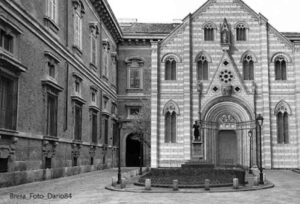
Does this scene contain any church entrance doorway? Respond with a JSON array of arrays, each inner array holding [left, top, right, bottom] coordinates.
[[126, 134, 143, 167], [217, 130, 237, 166]]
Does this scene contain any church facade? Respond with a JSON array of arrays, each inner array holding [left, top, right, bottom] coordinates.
[[149, 0, 300, 169]]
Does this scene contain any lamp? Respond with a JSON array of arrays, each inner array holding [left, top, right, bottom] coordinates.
[[256, 114, 264, 185], [248, 130, 253, 174]]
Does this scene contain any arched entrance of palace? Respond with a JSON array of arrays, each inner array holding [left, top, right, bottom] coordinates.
[[126, 133, 143, 167]]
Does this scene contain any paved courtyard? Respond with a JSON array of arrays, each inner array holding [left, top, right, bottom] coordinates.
[[0, 168, 299, 204]]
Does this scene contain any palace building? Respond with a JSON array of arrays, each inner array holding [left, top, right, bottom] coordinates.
[[0, 0, 300, 187]]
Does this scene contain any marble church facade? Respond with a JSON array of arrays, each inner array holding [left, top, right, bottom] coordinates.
[[150, 0, 300, 169]]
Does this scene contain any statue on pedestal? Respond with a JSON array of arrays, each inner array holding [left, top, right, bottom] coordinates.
[[193, 121, 200, 141]]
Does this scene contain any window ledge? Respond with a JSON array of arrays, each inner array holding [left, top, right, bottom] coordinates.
[[0, 129, 18, 136], [0, 50, 27, 73], [126, 88, 143, 92], [43, 135, 59, 142], [71, 95, 86, 104], [89, 105, 101, 112], [72, 45, 83, 57], [43, 16, 60, 34], [101, 110, 111, 116], [41, 79, 63, 92], [89, 63, 98, 71]]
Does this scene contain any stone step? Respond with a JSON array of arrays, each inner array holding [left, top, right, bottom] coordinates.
[[181, 160, 215, 169]]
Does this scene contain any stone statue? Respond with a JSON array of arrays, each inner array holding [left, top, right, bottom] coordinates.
[[193, 121, 200, 141]]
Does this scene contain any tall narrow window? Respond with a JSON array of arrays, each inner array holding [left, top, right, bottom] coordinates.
[[45, 157, 52, 169], [0, 158, 8, 172], [102, 40, 110, 79], [165, 112, 177, 143], [91, 110, 98, 143], [47, 93, 58, 137], [163, 101, 179, 144], [165, 58, 176, 80], [197, 56, 208, 80], [74, 102, 82, 141], [0, 29, 13, 53], [275, 56, 287, 80], [204, 24, 214, 41], [103, 116, 109, 145], [73, 1, 84, 50], [243, 55, 254, 80], [236, 24, 247, 41], [0, 74, 17, 130], [126, 57, 144, 89], [89, 23, 99, 68], [275, 101, 290, 144], [46, 0, 57, 22]]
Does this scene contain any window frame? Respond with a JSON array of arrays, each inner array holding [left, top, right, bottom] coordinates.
[[46, 0, 58, 23], [236, 24, 247, 41], [46, 91, 58, 137], [74, 101, 83, 141], [197, 56, 209, 81]]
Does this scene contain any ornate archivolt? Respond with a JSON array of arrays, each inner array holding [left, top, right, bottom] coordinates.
[[163, 100, 180, 115], [274, 100, 292, 115]]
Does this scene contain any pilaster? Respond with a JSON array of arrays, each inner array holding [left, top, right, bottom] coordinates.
[[150, 41, 159, 168], [295, 44, 300, 168]]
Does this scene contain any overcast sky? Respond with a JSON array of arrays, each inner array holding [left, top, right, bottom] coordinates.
[[107, 0, 300, 32]]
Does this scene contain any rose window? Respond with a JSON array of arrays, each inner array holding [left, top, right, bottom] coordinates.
[[219, 70, 233, 83]]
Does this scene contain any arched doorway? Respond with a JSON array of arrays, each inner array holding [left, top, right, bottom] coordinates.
[[126, 134, 143, 167], [217, 130, 238, 166]]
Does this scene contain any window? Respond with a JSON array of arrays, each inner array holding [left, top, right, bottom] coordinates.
[[48, 62, 55, 78], [111, 54, 117, 86], [45, 157, 52, 169], [277, 112, 289, 144], [73, 76, 82, 96], [103, 116, 109, 145], [275, 101, 291, 144], [73, 0, 84, 50], [275, 56, 287, 80], [73, 157, 78, 166], [204, 24, 214, 41], [197, 56, 208, 80], [46, 0, 57, 22], [128, 107, 140, 119], [163, 101, 179, 143], [102, 40, 110, 78], [91, 36, 97, 65], [126, 57, 144, 89], [0, 73, 17, 130], [89, 23, 99, 67], [236, 24, 247, 41], [165, 58, 176, 80], [0, 158, 8, 172], [111, 103, 117, 115], [103, 97, 108, 110], [0, 29, 14, 53], [129, 68, 141, 88], [91, 92, 96, 102], [243, 55, 254, 80], [90, 157, 94, 165], [74, 102, 82, 141], [47, 93, 58, 136], [91, 110, 98, 143], [165, 112, 176, 143]]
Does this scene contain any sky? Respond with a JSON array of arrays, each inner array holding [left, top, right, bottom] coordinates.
[[107, 0, 300, 32]]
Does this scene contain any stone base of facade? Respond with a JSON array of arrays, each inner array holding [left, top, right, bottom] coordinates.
[[0, 164, 108, 188]]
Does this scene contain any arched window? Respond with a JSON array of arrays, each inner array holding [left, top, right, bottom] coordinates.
[[165, 112, 176, 143], [197, 55, 208, 80], [243, 55, 254, 80], [163, 100, 179, 143], [204, 24, 215, 41], [236, 24, 247, 41], [275, 101, 291, 144], [275, 56, 287, 80], [165, 57, 176, 80]]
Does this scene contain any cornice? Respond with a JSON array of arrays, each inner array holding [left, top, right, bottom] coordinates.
[[1, 0, 117, 101]]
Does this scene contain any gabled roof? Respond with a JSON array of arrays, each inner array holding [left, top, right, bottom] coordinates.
[[281, 32, 300, 42], [120, 23, 180, 36]]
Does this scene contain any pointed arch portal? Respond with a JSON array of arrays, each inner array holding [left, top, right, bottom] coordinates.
[[199, 98, 256, 167]]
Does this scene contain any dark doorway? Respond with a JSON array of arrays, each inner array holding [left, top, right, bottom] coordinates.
[[217, 130, 238, 166], [126, 134, 143, 167], [0, 158, 8, 172]]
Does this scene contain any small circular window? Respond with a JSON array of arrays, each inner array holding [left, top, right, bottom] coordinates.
[[219, 70, 234, 83]]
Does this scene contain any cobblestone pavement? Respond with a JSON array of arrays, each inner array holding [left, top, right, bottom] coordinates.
[[0, 169, 299, 204]]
